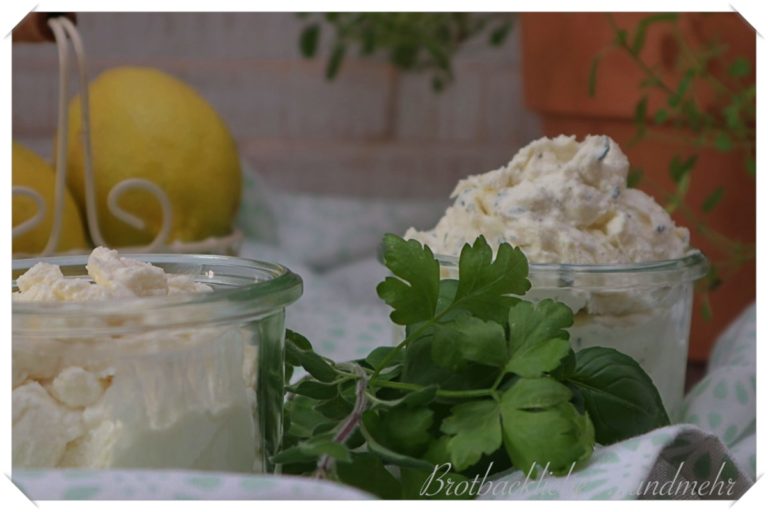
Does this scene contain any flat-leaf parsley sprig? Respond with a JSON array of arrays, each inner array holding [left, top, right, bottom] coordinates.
[[276, 234, 669, 499]]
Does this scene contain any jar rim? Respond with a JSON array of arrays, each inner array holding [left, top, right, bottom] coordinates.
[[434, 250, 709, 277], [12, 253, 303, 321], [432, 249, 709, 289]]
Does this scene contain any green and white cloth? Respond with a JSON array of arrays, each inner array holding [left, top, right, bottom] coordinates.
[[11, 177, 756, 500]]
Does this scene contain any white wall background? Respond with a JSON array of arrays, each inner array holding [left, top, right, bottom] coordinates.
[[12, 12, 541, 199]]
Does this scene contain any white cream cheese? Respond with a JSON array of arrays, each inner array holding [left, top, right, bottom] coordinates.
[[406, 135, 698, 415], [12, 247, 261, 471], [406, 134, 689, 264]]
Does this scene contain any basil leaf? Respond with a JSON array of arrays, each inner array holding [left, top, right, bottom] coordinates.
[[566, 347, 670, 445]]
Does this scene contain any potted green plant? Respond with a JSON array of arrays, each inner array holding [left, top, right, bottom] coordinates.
[[519, 12, 755, 361]]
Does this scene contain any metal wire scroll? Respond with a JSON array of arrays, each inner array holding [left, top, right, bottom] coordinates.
[[12, 17, 241, 257]]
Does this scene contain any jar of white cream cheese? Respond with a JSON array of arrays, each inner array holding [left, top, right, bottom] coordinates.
[[12, 248, 302, 472]]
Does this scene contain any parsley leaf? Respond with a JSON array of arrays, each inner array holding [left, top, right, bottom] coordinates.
[[377, 234, 440, 325], [505, 300, 573, 377], [441, 400, 502, 470], [454, 236, 530, 323], [500, 395, 594, 475], [432, 315, 508, 369], [502, 377, 573, 409]]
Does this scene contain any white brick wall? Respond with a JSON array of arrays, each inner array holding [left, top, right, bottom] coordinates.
[[12, 12, 541, 198]]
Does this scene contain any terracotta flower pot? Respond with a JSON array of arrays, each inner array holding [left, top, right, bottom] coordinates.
[[519, 12, 755, 361]]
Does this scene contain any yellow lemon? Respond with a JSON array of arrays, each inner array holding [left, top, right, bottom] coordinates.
[[12, 141, 89, 255], [65, 67, 241, 247]]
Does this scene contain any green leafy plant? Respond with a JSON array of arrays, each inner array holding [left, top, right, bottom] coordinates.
[[589, 13, 755, 316], [297, 13, 516, 90], [276, 234, 669, 499]]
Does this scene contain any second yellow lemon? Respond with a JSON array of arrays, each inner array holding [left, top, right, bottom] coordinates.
[[13, 141, 88, 255], [65, 66, 241, 247]]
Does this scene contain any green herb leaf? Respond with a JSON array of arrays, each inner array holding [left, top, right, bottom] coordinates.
[[669, 155, 697, 184], [614, 29, 628, 46], [377, 234, 440, 326], [506, 338, 571, 378], [728, 56, 750, 78], [365, 346, 404, 370], [633, 96, 648, 133], [631, 13, 678, 56], [337, 453, 402, 499], [627, 167, 644, 188], [326, 43, 346, 80], [272, 435, 352, 465], [401, 385, 439, 408], [299, 24, 320, 58], [360, 412, 435, 470], [565, 347, 669, 445], [701, 187, 725, 213], [588, 53, 603, 97], [432, 315, 508, 369], [441, 399, 502, 470], [746, 157, 756, 176], [668, 69, 695, 107], [714, 132, 732, 152], [401, 334, 497, 390], [502, 377, 572, 409], [285, 395, 336, 438], [505, 300, 573, 377], [315, 394, 354, 420], [454, 236, 530, 323], [286, 337, 338, 383], [654, 108, 669, 124], [489, 22, 513, 46], [500, 398, 594, 475], [286, 329, 312, 353], [287, 379, 340, 400], [376, 406, 435, 456]]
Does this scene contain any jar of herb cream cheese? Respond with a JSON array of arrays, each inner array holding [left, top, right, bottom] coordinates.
[[406, 135, 708, 414]]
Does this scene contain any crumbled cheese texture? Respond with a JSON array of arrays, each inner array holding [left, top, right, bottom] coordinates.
[[12, 248, 259, 471], [14, 247, 212, 302], [405, 135, 690, 263]]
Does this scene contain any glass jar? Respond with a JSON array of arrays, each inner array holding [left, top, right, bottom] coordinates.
[[435, 252, 708, 415], [12, 253, 302, 473]]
